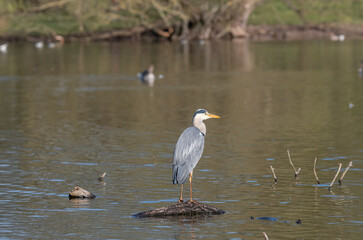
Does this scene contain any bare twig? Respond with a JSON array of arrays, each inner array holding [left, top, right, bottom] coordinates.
[[339, 161, 353, 185], [287, 149, 301, 178], [328, 163, 342, 191], [150, 0, 172, 28], [263, 232, 269, 240], [313, 157, 320, 184], [270, 165, 277, 183], [98, 172, 106, 181]]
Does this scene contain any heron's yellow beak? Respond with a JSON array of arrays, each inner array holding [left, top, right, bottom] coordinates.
[[207, 113, 220, 118]]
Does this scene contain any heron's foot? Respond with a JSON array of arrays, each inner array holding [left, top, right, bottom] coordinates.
[[189, 199, 195, 203], [178, 198, 184, 203]]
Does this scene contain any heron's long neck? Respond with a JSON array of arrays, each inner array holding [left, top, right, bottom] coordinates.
[[193, 118, 206, 135]]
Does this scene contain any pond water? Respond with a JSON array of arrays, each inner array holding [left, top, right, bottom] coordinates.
[[0, 40, 362, 239]]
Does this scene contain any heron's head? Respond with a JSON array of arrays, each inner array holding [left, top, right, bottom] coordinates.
[[193, 109, 220, 121]]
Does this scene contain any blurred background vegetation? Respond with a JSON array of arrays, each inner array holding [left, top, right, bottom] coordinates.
[[0, 0, 363, 41]]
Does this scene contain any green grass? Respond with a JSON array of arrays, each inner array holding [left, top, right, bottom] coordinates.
[[8, 12, 80, 37], [249, 0, 363, 25]]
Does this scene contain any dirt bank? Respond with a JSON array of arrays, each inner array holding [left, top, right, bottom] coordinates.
[[1, 24, 363, 42]]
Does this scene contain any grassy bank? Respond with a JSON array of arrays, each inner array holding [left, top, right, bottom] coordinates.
[[0, 0, 363, 41], [250, 0, 363, 25]]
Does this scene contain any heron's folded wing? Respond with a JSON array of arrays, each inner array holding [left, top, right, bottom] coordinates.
[[172, 127, 205, 169]]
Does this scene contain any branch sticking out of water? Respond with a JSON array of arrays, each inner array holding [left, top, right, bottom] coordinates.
[[287, 149, 301, 179], [98, 172, 106, 181], [339, 161, 353, 185], [328, 163, 342, 191], [270, 165, 277, 183], [263, 232, 269, 240], [313, 157, 320, 184]]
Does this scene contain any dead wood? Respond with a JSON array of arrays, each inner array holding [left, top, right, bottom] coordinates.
[[68, 186, 96, 199], [270, 165, 277, 183], [98, 172, 106, 181], [133, 200, 225, 218], [313, 157, 320, 184], [328, 163, 342, 191], [339, 161, 353, 185], [287, 149, 301, 178], [263, 232, 269, 240]]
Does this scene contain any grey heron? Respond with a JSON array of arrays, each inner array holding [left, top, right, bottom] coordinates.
[[138, 65, 155, 87], [172, 109, 220, 202]]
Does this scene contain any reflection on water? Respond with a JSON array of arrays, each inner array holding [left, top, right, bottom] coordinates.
[[0, 40, 363, 239]]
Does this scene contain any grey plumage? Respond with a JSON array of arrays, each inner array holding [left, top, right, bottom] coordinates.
[[173, 127, 205, 185]]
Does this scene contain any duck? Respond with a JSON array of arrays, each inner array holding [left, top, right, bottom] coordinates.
[[35, 41, 44, 49], [48, 42, 56, 48], [330, 33, 345, 42], [138, 65, 155, 87], [0, 43, 8, 53]]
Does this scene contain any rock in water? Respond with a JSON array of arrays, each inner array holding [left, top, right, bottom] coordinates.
[[68, 186, 96, 199], [133, 200, 225, 218]]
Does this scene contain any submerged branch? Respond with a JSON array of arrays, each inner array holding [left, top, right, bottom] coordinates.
[[263, 232, 269, 240], [339, 161, 353, 185], [313, 157, 320, 184], [270, 165, 277, 183], [328, 163, 342, 191], [98, 172, 106, 181], [287, 149, 301, 179]]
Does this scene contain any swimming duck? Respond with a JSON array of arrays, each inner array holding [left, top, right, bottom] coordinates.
[[0, 43, 8, 53], [35, 41, 44, 49], [138, 65, 155, 87]]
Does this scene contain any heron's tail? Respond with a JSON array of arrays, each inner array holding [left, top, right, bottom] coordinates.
[[172, 164, 189, 185]]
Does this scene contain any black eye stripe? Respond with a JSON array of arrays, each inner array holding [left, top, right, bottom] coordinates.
[[195, 109, 207, 115]]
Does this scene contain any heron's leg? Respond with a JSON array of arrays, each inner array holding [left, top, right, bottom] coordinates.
[[178, 185, 184, 203], [189, 170, 194, 202]]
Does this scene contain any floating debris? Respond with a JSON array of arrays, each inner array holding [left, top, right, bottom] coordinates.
[[68, 186, 96, 199]]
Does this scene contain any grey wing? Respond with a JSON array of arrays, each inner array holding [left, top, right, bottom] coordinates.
[[172, 127, 205, 185]]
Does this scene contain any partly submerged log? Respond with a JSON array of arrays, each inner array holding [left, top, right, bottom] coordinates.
[[133, 200, 225, 218], [68, 186, 96, 199]]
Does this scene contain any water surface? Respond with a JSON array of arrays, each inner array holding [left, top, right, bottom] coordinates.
[[0, 40, 362, 239]]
